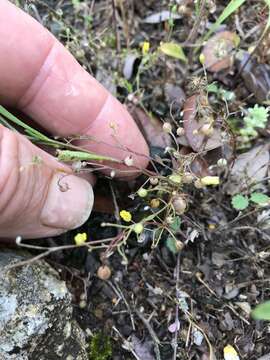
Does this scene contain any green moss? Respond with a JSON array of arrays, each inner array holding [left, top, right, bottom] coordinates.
[[89, 332, 112, 360]]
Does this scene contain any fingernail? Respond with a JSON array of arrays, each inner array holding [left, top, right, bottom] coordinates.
[[41, 172, 93, 230]]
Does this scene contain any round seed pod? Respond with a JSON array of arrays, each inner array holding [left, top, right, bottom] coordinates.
[[163, 122, 172, 133], [217, 158, 227, 167], [137, 188, 148, 197], [150, 198, 160, 208], [200, 123, 214, 136], [133, 223, 144, 234], [97, 265, 111, 280], [176, 127, 185, 136], [172, 196, 187, 215], [149, 177, 159, 185], [175, 240, 185, 252]]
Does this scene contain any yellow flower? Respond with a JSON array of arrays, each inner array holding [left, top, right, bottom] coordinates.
[[224, 345, 240, 360], [208, 223, 216, 230], [120, 210, 132, 222], [142, 41, 150, 55], [74, 232, 87, 246]]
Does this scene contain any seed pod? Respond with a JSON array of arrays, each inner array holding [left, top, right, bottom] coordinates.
[[149, 177, 159, 185], [150, 198, 160, 208], [182, 172, 193, 184], [169, 174, 182, 184], [166, 216, 174, 224], [172, 196, 187, 215], [79, 300, 87, 309], [97, 265, 111, 280], [175, 240, 185, 252], [176, 127, 185, 136], [217, 158, 227, 167], [133, 223, 144, 234], [137, 188, 148, 197], [200, 123, 214, 136], [163, 122, 172, 133], [124, 155, 134, 167]]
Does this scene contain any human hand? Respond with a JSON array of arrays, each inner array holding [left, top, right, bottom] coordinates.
[[0, 0, 149, 239]]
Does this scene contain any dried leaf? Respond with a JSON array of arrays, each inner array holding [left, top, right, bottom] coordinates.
[[128, 106, 171, 148], [236, 50, 270, 104], [201, 31, 239, 72], [164, 83, 186, 111], [227, 145, 269, 194], [123, 53, 139, 80], [131, 335, 155, 360], [183, 95, 222, 152], [143, 10, 181, 24]]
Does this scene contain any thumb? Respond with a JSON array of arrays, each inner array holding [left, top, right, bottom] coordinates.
[[0, 125, 93, 239]]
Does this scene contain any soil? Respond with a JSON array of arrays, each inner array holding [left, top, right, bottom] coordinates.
[[15, 1, 270, 359]]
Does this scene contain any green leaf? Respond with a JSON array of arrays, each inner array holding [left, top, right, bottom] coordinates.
[[204, 0, 247, 41], [170, 216, 181, 233], [207, 83, 219, 93], [250, 192, 270, 205], [159, 42, 187, 62], [0, 105, 52, 143], [252, 301, 270, 320], [166, 237, 178, 254], [231, 194, 249, 210]]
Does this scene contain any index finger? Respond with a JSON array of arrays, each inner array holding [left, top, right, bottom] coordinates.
[[0, 0, 149, 174]]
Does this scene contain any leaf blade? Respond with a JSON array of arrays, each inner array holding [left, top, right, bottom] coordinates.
[[252, 301, 270, 320], [159, 42, 187, 62]]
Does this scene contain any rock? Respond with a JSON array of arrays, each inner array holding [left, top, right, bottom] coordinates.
[[0, 251, 88, 360]]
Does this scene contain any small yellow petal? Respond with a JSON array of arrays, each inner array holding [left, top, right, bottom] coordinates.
[[224, 345, 240, 360], [74, 232, 87, 246], [142, 41, 150, 55], [208, 223, 216, 230], [201, 176, 220, 186], [120, 210, 132, 222]]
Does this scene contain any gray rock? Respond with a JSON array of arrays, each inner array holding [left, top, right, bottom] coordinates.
[[0, 251, 88, 360]]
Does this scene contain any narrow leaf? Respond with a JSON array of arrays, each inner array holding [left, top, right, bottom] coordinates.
[[57, 149, 120, 163], [204, 0, 247, 40]]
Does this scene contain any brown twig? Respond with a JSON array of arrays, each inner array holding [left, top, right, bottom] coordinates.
[[111, 0, 121, 53]]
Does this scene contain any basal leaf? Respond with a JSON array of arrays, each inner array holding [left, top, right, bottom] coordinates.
[[231, 194, 249, 210], [250, 192, 270, 205], [252, 301, 270, 320]]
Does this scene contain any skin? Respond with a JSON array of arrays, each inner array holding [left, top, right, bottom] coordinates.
[[0, 0, 149, 239]]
